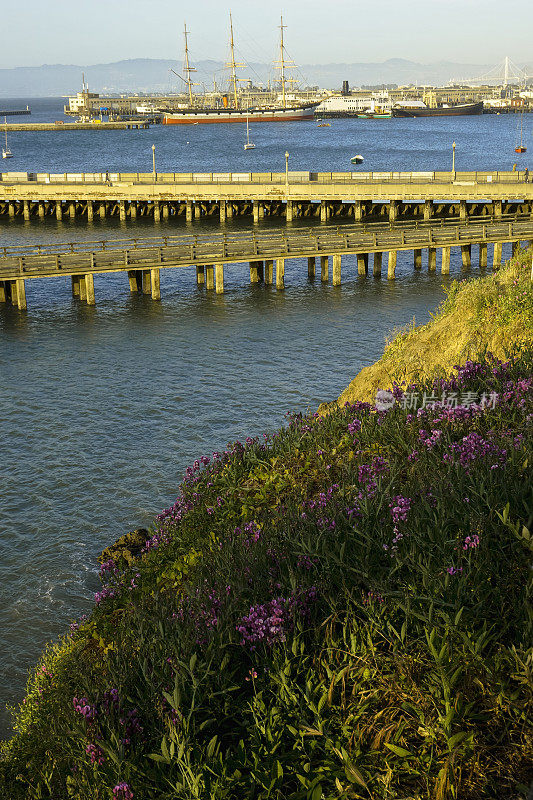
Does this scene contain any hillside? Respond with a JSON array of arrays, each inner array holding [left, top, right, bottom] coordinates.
[[1, 251, 532, 800]]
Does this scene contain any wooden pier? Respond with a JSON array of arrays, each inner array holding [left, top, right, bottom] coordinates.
[[0, 170, 531, 225], [1, 121, 149, 132], [1, 215, 531, 309]]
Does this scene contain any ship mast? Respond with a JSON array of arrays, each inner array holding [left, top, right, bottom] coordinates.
[[274, 15, 296, 109], [228, 13, 240, 109], [183, 23, 196, 106]]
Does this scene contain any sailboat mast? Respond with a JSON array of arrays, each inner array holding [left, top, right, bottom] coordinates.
[[183, 24, 195, 106], [279, 15, 286, 109], [229, 13, 239, 110]]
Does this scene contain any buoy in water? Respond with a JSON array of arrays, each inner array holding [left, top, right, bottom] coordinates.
[[351, 155, 364, 164]]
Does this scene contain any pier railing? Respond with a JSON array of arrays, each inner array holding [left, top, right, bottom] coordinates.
[[0, 170, 529, 185]]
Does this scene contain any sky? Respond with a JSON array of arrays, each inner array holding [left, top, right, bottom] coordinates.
[[1, 0, 532, 70]]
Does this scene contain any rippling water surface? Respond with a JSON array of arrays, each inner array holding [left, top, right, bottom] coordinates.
[[0, 98, 525, 735]]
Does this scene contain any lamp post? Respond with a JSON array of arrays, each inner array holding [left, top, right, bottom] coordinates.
[[152, 144, 156, 182], [452, 141, 456, 178]]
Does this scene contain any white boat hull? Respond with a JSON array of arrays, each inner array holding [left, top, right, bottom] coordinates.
[[163, 104, 317, 125]]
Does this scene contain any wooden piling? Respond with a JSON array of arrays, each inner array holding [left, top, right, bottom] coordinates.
[[38, 202, 45, 219], [460, 200, 467, 222], [142, 270, 151, 295], [119, 201, 126, 221], [320, 201, 328, 223], [275, 258, 285, 290], [0, 282, 6, 303], [186, 201, 193, 223], [69, 201, 76, 220], [250, 261, 261, 283], [253, 201, 260, 224], [332, 254, 341, 286], [23, 200, 30, 221], [493, 242, 502, 269], [428, 248, 437, 272], [150, 268, 161, 300], [87, 200, 93, 222], [215, 263, 224, 294], [357, 253, 368, 276], [286, 201, 293, 222], [85, 274, 95, 305], [373, 252, 382, 277], [307, 257, 316, 279], [414, 249, 422, 269], [479, 243, 487, 268], [154, 203, 161, 223], [206, 265, 214, 290], [264, 259, 274, 285], [99, 202, 106, 219], [79, 275, 87, 301], [71, 275, 80, 296], [320, 255, 329, 283], [387, 251, 397, 280], [128, 271, 139, 292], [388, 201, 397, 223], [423, 200, 432, 222], [441, 247, 451, 274], [196, 266, 205, 285], [461, 244, 471, 269], [55, 200, 62, 221]]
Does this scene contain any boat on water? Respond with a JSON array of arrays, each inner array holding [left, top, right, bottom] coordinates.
[[357, 111, 391, 119], [351, 155, 364, 164], [2, 118, 13, 159], [244, 113, 255, 150], [392, 101, 483, 118], [317, 121, 331, 127], [162, 16, 319, 125]]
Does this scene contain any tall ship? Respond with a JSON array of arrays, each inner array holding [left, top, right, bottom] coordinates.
[[162, 16, 319, 125]]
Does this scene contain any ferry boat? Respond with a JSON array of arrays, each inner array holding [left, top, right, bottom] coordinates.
[[162, 16, 319, 125]]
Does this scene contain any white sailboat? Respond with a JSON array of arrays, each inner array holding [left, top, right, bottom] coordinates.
[[244, 112, 255, 150], [2, 117, 13, 159]]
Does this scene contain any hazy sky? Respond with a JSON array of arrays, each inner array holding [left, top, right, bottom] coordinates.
[[2, 0, 532, 69]]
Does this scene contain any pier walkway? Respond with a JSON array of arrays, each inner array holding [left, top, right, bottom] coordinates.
[[1, 215, 531, 309]]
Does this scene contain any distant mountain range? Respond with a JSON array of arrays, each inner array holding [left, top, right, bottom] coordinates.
[[0, 58, 498, 97]]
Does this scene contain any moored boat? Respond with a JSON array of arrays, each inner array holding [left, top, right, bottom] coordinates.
[[392, 101, 483, 118]]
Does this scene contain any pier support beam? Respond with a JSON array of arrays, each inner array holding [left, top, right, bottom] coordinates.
[[8, 202, 15, 218], [215, 263, 224, 294], [512, 240, 520, 256], [150, 268, 161, 300], [459, 201, 467, 222], [206, 265, 214, 290], [357, 253, 368, 276], [119, 201, 126, 222], [493, 200, 503, 219], [373, 252, 382, 277], [493, 242, 502, 269], [128, 270, 139, 292], [194, 203, 201, 220], [253, 201, 260, 224], [99, 203, 106, 219], [142, 270, 152, 295], [354, 201, 363, 223], [250, 261, 262, 283], [162, 203, 169, 220], [414, 249, 422, 270], [461, 244, 472, 269], [219, 200, 226, 223], [69, 201, 76, 220], [387, 251, 397, 280], [479, 243, 487, 268], [332, 254, 341, 286], [9, 279, 27, 310], [130, 203, 137, 220], [0, 282, 6, 303], [275, 258, 285, 290], [55, 201, 62, 221], [307, 257, 316, 280], [154, 203, 161, 223], [320, 201, 329, 223], [71, 275, 80, 297], [441, 247, 451, 275], [23, 200, 30, 221], [388, 201, 398, 223], [79, 275, 87, 301], [286, 201, 293, 223], [38, 202, 45, 220], [85, 274, 95, 305], [428, 248, 437, 272], [196, 266, 205, 286], [226, 202, 233, 220], [320, 255, 329, 283], [423, 200, 433, 222], [264, 260, 273, 285], [87, 201, 93, 222], [186, 201, 193, 223]]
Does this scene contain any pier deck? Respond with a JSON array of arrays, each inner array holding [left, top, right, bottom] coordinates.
[[1, 215, 531, 309], [1, 121, 149, 131]]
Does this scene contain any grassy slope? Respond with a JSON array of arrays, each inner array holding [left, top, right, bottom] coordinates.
[[1, 252, 532, 800], [320, 247, 533, 411]]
